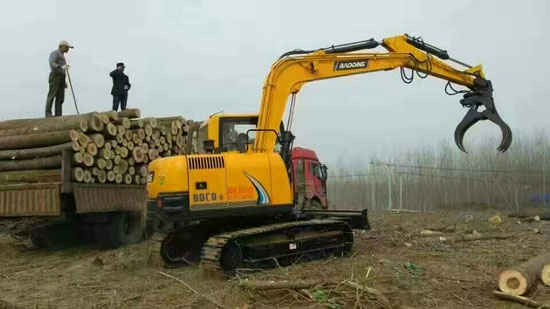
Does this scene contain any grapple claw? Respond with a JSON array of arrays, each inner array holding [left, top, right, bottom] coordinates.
[[453, 80, 512, 153]]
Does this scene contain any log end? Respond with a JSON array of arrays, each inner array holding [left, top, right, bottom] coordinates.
[[498, 269, 529, 296], [541, 264, 550, 286]]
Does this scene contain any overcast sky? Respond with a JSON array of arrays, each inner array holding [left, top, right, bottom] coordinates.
[[0, 1, 548, 164]]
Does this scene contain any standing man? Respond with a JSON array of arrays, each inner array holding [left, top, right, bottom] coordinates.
[[110, 63, 131, 111], [45, 40, 73, 117]]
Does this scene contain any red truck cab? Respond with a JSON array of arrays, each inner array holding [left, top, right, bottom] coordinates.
[[291, 147, 328, 210]]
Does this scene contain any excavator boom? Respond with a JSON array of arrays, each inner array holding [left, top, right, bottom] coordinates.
[[255, 34, 511, 153]]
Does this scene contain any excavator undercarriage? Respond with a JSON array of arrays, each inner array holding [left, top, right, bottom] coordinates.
[[148, 207, 369, 274]]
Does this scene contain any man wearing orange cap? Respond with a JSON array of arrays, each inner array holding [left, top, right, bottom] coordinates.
[[45, 40, 73, 117]]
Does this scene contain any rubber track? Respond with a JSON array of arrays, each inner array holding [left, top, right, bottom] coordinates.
[[200, 219, 350, 274]]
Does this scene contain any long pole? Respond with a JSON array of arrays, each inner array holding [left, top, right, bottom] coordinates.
[[65, 69, 80, 115]]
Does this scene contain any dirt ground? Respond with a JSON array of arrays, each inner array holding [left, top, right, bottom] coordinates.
[[2, 210, 550, 309]]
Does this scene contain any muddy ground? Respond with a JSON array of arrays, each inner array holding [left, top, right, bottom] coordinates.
[[1, 210, 550, 308]]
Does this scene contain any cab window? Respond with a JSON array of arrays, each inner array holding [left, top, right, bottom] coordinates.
[[220, 117, 257, 152]]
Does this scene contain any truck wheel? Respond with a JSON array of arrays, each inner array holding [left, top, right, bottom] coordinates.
[[74, 218, 95, 244], [95, 212, 144, 249]]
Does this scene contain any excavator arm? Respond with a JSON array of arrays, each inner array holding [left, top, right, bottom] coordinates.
[[255, 34, 511, 153]]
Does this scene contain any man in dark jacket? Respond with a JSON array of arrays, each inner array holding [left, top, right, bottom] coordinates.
[[110, 62, 131, 111]]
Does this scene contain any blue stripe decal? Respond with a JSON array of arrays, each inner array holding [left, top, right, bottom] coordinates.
[[243, 172, 271, 205]]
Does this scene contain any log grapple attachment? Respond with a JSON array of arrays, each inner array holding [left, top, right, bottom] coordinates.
[[454, 79, 512, 153]]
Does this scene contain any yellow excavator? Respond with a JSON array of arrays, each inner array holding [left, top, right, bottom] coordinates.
[[146, 34, 512, 273]]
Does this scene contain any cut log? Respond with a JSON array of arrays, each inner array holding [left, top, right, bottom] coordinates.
[[100, 110, 119, 121], [238, 279, 326, 291], [116, 134, 124, 144], [72, 152, 83, 164], [92, 167, 99, 176], [105, 159, 113, 170], [118, 108, 141, 119], [132, 147, 145, 163], [142, 117, 158, 128], [113, 165, 120, 175], [0, 130, 79, 150], [104, 123, 117, 137], [89, 134, 105, 148], [124, 174, 132, 185], [119, 147, 129, 159], [88, 115, 105, 132], [542, 264, 550, 286], [117, 159, 129, 174], [98, 148, 112, 160], [116, 125, 125, 136], [127, 141, 134, 151], [157, 116, 184, 125], [0, 142, 74, 160], [121, 139, 128, 147], [115, 173, 123, 184], [73, 167, 84, 182], [100, 115, 110, 125], [134, 174, 141, 184], [130, 119, 144, 129], [128, 166, 136, 176], [114, 117, 131, 129], [124, 130, 133, 141], [138, 165, 148, 177], [97, 170, 107, 183], [140, 177, 147, 185], [145, 124, 153, 137], [438, 232, 513, 243], [0, 112, 100, 130], [107, 170, 116, 182], [103, 142, 112, 151], [0, 118, 88, 137], [86, 143, 98, 157], [0, 155, 61, 172], [78, 133, 92, 148], [82, 154, 94, 167], [498, 253, 550, 295], [492, 291, 550, 308], [113, 155, 121, 165], [176, 135, 184, 148], [96, 158, 107, 170], [136, 129, 146, 140], [0, 169, 61, 184], [83, 170, 93, 183]]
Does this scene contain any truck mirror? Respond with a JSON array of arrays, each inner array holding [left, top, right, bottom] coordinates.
[[321, 164, 328, 181]]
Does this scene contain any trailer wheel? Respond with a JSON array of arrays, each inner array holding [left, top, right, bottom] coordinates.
[[96, 212, 144, 249]]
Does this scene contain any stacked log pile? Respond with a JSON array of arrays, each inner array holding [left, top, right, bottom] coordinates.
[[0, 109, 193, 185]]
